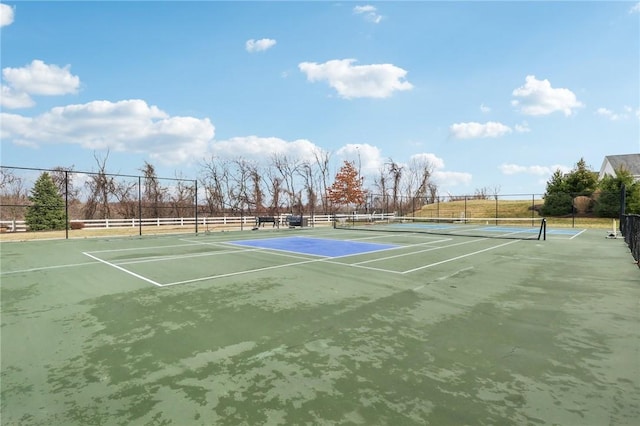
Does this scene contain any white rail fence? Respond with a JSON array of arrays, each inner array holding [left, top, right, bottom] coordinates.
[[0, 213, 398, 233]]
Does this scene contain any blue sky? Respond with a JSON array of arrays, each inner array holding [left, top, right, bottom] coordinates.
[[1, 0, 639, 196]]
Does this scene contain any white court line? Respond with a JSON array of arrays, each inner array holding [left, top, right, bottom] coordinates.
[[76, 234, 517, 288], [162, 259, 323, 286], [86, 241, 208, 254], [113, 247, 263, 266], [161, 243, 415, 287], [161, 255, 337, 287], [402, 240, 520, 274], [0, 261, 99, 275], [354, 238, 486, 265], [82, 252, 163, 287], [569, 229, 587, 239], [159, 237, 495, 286]]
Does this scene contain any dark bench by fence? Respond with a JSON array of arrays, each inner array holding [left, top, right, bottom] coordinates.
[[286, 215, 308, 228], [255, 216, 278, 228]]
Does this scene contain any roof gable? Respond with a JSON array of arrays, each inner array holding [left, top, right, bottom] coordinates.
[[600, 154, 640, 178]]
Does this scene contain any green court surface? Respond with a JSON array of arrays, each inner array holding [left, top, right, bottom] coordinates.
[[1, 226, 639, 425]]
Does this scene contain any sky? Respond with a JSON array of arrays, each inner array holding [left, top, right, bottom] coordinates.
[[1, 0, 639, 197]]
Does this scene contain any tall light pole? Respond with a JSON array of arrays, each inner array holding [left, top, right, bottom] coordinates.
[[356, 146, 361, 182]]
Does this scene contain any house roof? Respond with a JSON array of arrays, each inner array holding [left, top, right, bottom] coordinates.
[[600, 154, 640, 178]]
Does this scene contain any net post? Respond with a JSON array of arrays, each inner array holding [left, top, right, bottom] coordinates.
[[537, 218, 547, 241]]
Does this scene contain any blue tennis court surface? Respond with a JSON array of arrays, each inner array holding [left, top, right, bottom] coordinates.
[[391, 223, 454, 230], [228, 236, 398, 257], [481, 226, 540, 234]]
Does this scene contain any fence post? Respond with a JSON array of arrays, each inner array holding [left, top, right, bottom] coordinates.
[[194, 179, 198, 234], [532, 194, 535, 226], [464, 196, 467, 221], [138, 176, 142, 236], [65, 170, 69, 240]]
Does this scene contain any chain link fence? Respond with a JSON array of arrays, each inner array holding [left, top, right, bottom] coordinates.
[[1, 165, 629, 239]]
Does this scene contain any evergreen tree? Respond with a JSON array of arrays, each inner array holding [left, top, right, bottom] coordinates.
[[594, 168, 640, 217], [564, 158, 598, 196], [540, 169, 572, 216], [25, 172, 66, 231], [540, 159, 598, 216]]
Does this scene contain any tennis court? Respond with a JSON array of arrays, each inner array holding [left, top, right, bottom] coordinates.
[[1, 224, 639, 425]]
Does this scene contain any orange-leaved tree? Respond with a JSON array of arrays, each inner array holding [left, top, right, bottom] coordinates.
[[327, 161, 366, 210]]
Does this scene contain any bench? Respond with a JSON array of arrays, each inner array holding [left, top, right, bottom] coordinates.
[[255, 216, 278, 228], [286, 215, 308, 228]]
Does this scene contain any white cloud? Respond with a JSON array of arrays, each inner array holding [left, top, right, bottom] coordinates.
[[353, 5, 383, 23], [1, 85, 35, 109], [0, 3, 14, 27], [409, 152, 445, 170], [1, 60, 81, 109], [514, 122, 531, 133], [630, 2, 640, 13], [596, 107, 621, 121], [595, 106, 635, 121], [211, 136, 319, 163], [499, 163, 570, 176], [245, 38, 277, 53], [298, 59, 413, 99], [1, 99, 215, 165], [449, 121, 512, 139], [432, 170, 473, 187], [332, 147, 470, 189], [511, 75, 583, 116], [480, 103, 491, 113], [3, 60, 80, 96], [336, 143, 384, 174]]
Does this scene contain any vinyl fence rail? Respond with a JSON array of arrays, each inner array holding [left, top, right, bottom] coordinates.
[[0, 214, 341, 234]]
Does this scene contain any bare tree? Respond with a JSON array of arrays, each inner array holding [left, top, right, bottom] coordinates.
[[388, 159, 403, 212], [247, 162, 264, 214], [264, 168, 283, 215], [199, 156, 231, 214], [113, 179, 138, 219], [313, 148, 331, 213], [84, 152, 116, 220], [49, 166, 86, 219], [271, 153, 301, 212], [373, 164, 391, 213], [0, 168, 28, 223], [230, 158, 255, 214], [492, 185, 501, 201], [140, 161, 168, 218], [404, 157, 435, 212], [169, 172, 195, 217], [49, 166, 76, 198], [426, 182, 438, 204], [298, 160, 317, 215]]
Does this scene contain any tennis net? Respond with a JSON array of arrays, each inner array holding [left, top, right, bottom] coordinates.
[[333, 214, 547, 240]]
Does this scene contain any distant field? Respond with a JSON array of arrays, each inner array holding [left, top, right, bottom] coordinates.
[[416, 199, 613, 229]]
